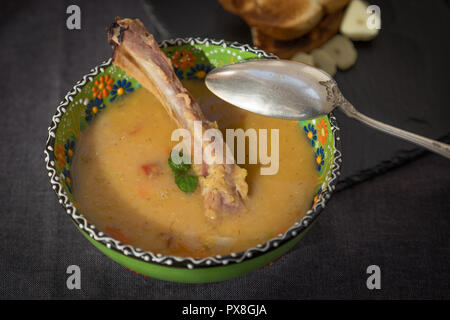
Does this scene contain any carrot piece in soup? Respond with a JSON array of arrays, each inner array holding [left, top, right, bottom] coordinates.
[[138, 187, 149, 198], [141, 163, 162, 177], [129, 127, 141, 135]]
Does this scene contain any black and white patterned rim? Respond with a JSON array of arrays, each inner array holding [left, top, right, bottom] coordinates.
[[44, 38, 342, 269]]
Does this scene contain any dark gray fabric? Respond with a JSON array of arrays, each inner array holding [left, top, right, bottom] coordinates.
[[0, 0, 449, 299]]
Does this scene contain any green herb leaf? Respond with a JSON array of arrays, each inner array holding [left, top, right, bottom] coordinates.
[[168, 153, 191, 173], [175, 174, 198, 193], [168, 151, 197, 193]]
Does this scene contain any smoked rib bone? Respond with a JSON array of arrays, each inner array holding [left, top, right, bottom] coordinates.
[[107, 18, 248, 218]]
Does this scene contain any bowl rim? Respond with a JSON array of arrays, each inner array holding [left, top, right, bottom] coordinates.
[[44, 37, 342, 269]]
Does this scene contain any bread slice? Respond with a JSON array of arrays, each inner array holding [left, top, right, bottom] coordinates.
[[219, 0, 255, 15], [318, 0, 351, 14], [252, 9, 344, 59], [220, 0, 324, 40]]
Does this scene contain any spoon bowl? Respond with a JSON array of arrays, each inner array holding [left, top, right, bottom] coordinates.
[[206, 60, 335, 120]]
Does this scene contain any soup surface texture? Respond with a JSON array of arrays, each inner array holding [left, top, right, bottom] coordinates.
[[72, 80, 317, 257]]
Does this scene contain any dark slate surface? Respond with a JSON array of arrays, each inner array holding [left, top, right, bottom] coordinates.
[[0, 0, 449, 299]]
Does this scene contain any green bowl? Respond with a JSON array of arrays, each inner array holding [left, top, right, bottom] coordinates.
[[44, 38, 341, 283]]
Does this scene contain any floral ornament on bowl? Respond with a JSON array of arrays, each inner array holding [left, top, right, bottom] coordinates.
[[54, 145, 66, 168], [315, 146, 325, 172], [110, 79, 134, 102], [62, 168, 72, 193], [92, 75, 114, 99], [312, 186, 323, 208], [187, 64, 212, 80], [85, 98, 105, 122], [316, 119, 329, 146], [304, 123, 318, 147], [64, 138, 75, 164], [171, 50, 197, 69], [173, 67, 184, 80]]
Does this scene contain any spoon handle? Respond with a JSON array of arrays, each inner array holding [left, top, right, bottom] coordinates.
[[339, 101, 450, 159]]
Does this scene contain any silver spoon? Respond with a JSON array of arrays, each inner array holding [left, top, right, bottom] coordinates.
[[205, 60, 450, 158]]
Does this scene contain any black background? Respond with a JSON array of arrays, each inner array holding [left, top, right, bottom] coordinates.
[[0, 0, 449, 299]]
